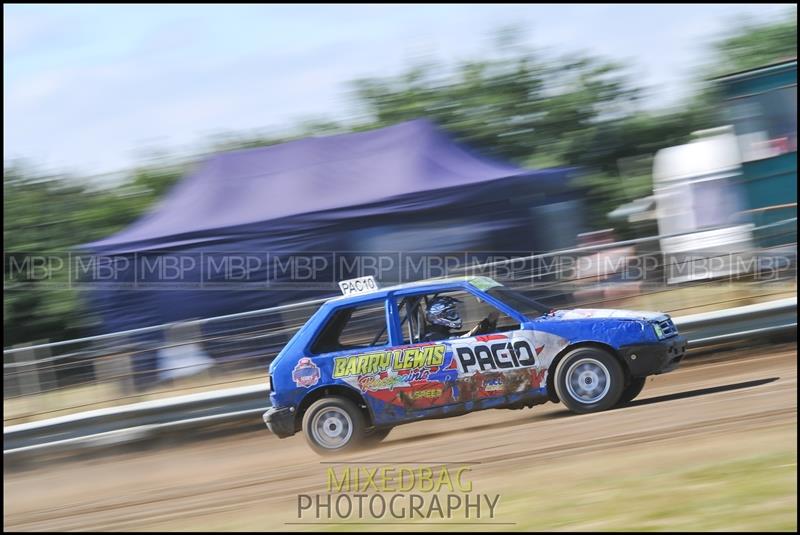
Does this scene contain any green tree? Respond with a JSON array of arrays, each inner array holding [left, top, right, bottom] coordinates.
[[710, 8, 797, 75], [350, 45, 642, 167], [3, 162, 185, 345]]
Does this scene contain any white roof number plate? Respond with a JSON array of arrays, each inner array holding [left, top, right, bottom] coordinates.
[[338, 276, 379, 297]]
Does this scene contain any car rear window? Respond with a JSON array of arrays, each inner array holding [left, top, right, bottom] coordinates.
[[310, 301, 388, 354]]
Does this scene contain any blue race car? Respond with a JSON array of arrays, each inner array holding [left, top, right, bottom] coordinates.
[[263, 276, 686, 454]]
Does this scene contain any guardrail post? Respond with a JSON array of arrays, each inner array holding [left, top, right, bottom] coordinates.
[[159, 321, 213, 384], [10, 344, 40, 397], [94, 337, 136, 399], [33, 340, 57, 412], [118, 350, 136, 396], [3, 352, 18, 399], [8, 342, 51, 415]]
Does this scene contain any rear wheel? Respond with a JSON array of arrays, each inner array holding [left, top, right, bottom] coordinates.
[[555, 347, 624, 414], [617, 376, 647, 406], [302, 396, 366, 455]]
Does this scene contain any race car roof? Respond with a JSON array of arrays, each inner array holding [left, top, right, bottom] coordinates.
[[85, 119, 575, 253], [324, 276, 500, 306]]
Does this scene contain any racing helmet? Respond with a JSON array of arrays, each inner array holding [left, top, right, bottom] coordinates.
[[426, 296, 463, 329]]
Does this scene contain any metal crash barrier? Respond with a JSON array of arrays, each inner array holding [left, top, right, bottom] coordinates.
[[4, 296, 796, 457]]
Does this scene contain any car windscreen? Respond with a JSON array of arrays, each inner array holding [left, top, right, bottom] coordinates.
[[486, 286, 551, 320]]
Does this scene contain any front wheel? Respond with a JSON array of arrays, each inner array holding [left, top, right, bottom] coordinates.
[[555, 347, 624, 414], [364, 427, 392, 444], [616, 376, 647, 406], [302, 397, 366, 455]]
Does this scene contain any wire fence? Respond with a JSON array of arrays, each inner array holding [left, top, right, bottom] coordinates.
[[4, 217, 797, 422]]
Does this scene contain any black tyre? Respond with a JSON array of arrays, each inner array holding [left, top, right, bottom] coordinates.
[[555, 347, 624, 414], [302, 396, 366, 455], [363, 427, 392, 444], [617, 376, 647, 406]]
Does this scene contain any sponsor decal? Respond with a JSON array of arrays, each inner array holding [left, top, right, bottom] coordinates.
[[483, 378, 505, 392], [529, 368, 547, 388], [356, 370, 434, 393], [453, 339, 538, 373], [410, 387, 444, 400], [330, 331, 567, 409], [333, 344, 445, 378], [292, 357, 321, 388], [475, 334, 508, 343], [357, 373, 408, 392], [467, 276, 503, 291]]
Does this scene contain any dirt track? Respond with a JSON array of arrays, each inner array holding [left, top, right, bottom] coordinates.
[[4, 345, 797, 531]]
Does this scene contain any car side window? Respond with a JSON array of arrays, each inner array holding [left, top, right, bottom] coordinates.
[[397, 290, 519, 344], [310, 301, 388, 354]]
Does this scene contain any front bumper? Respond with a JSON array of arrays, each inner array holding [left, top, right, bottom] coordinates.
[[262, 406, 295, 438], [618, 335, 687, 377]]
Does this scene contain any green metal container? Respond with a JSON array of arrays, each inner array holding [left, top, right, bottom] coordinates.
[[715, 59, 797, 247]]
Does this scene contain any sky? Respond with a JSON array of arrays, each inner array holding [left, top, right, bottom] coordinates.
[[4, 4, 794, 176]]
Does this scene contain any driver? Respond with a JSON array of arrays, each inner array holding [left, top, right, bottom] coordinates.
[[423, 296, 463, 341], [423, 296, 500, 341]]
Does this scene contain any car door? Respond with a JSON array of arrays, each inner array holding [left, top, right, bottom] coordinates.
[[307, 297, 441, 426], [381, 288, 554, 416], [320, 293, 456, 425], [307, 298, 394, 401]]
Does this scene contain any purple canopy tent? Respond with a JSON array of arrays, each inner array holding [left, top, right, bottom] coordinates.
[[83, 119, 582, 333]]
